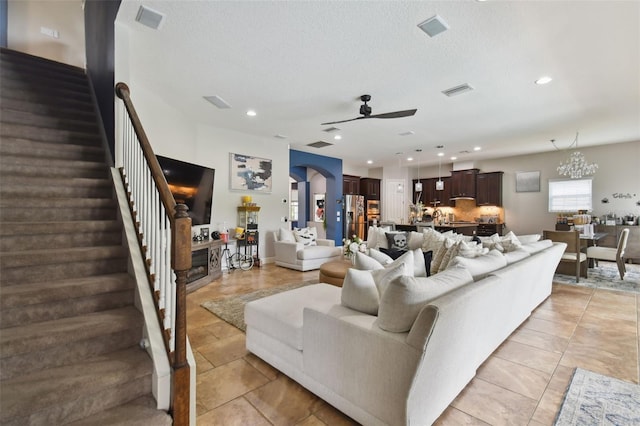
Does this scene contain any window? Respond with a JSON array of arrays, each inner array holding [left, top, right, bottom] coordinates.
[[548, 178, 592, 212]]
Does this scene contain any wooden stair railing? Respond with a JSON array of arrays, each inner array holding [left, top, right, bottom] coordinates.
[[115, 82, 191, 425]]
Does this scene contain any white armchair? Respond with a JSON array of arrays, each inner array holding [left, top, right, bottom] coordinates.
[[273, 227, 342, 271]]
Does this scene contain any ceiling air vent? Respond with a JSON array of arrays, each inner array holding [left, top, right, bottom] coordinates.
[[322, 127, 341, 133], [135, 5, 165, 30], [203, 95, 231, 109], [417, 15, 449, 38], [442, 83, 474, 97], [307, 141, 333, 148]]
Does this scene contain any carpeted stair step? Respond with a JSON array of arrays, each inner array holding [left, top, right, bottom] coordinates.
[[0, 137, 106, 162], [0, 155, 108, 179], [0, 219, 121, 250], [0, 97, 97, 120], [66, 395, 172, 426], [1, 108, 100, 133], [0, 175, 114, 199], [0, 346, 153, 426], [0, 67, 89, 93], [0, 246, 128, 285], [1, 47, 86, 76], [0, 82, 92, 105], [1, 200, 118, 223], [0, 122, 101, 146], [0, 90, 95, 114], [0, 306, 142, 379], [0, 273, 132, 311], [0, 285, 135, 330]]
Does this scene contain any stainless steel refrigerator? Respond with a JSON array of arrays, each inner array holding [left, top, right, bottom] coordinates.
[[344, 195, 365, 240]]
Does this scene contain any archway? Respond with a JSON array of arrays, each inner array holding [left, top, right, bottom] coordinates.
[[290, 150, 343, 245]]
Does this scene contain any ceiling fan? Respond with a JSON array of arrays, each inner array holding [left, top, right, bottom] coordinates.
[[321, 94, 417, 125]]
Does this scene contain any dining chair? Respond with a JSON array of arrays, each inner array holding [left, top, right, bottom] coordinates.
[[543, 230, 587, 283], [586, 228, 630, 280]]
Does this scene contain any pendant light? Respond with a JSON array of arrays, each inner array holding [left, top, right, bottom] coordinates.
[[414, 149, 423, 192], [436, 146, 444, 190]]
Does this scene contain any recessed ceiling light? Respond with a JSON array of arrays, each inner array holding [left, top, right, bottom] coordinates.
[[474, 146, 482, 151], [334, 135, 342, 140], [535, 76, 552, 85], [367, 160, 373, 164], [437, 152, 445, 157], [246, 110, 256, 117], [407, 157, 414, 161], [450, 156, 457, 160]]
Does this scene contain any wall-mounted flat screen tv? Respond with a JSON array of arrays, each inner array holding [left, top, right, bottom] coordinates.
[[156, 155, 215, 226]]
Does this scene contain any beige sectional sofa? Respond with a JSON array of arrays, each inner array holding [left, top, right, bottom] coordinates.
[[245, 231, 565, 425]]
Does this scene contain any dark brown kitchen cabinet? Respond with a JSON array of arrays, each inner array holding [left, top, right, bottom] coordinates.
[[450, 169, 479, 199], [421, 177, 452, 207], [360, 178, 380, 200], [476, 172, 503, 206], [343, 175, 360, 195]]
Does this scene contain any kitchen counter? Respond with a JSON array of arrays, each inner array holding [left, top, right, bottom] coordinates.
[[434, 222, 478, 236]]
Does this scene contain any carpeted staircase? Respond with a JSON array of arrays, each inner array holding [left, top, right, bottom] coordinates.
[[0, 49, 172, 425]]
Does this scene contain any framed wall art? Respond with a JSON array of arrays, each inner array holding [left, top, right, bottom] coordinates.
[[516, 171, 541, 193], [229, 153, 273, 192]]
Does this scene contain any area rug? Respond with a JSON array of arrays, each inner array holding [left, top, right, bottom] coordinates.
[[554, 368, 640, 425], [554, 262, 640, 294], [201, 281, 316, 331]]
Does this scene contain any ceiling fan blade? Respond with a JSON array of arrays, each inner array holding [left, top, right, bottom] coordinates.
[[369, 109, 417, 119], [320, 116, 367, 125]]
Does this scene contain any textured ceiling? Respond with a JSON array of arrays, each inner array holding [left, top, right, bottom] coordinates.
[[116, 1, 640, 169]]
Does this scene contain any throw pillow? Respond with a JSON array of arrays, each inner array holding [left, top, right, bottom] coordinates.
[[341, 268, 380, 315], [354, 251, 385, 271], [408, 231, 424, 250], [516, 234, 541, 245], [386, 232, 409, 251], [372, 262, 409, 297], [411, 248, 428, 277], [431, 238, 455, 272], [368, 248, 393, 265], [366, 226, 379, 248], [377, 267, 475, 332], [293, 227, 318, 246], [421, 228, 446, 254], [375, 227, 391, 250], [457, 240, 488, 258], [379, 247, 407, 260], [278, 227, 296, 243], [438, 240, 461, 273], [423, 250, 433, 277]]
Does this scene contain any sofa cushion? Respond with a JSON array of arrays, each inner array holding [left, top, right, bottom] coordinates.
[[379, 247, 406, 260], [377, 267, 474, 332], [244, 283, 341, 350], [408, 231, 424, 250], [279, 227, 296, 242], [449, 249, 507, 281], [521, 239, 553, 254], [503, 248, 531, 264], [293, 227, 318, 246], [341, 263, 408, 315], [297, 245, 340, 260]]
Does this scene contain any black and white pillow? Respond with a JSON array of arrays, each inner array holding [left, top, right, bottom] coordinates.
[[293, 227, 318, 246], [385, 232, 409, 251]]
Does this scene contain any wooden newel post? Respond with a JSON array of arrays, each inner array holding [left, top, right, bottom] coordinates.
[[172, 203, 191, 426]]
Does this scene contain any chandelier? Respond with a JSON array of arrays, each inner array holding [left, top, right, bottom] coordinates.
[[552, 132, 598, 179]]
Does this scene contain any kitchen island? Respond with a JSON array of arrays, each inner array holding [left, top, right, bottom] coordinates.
[[434, 222, 479, 236]]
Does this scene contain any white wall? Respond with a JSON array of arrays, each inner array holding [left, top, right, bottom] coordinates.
[[7, 0, 85, 67]]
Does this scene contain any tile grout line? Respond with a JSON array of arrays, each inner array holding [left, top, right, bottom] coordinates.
[[526, 283, 594, 424]]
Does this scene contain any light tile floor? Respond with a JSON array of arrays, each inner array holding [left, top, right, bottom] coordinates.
[[187, 262, 640, 425]]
